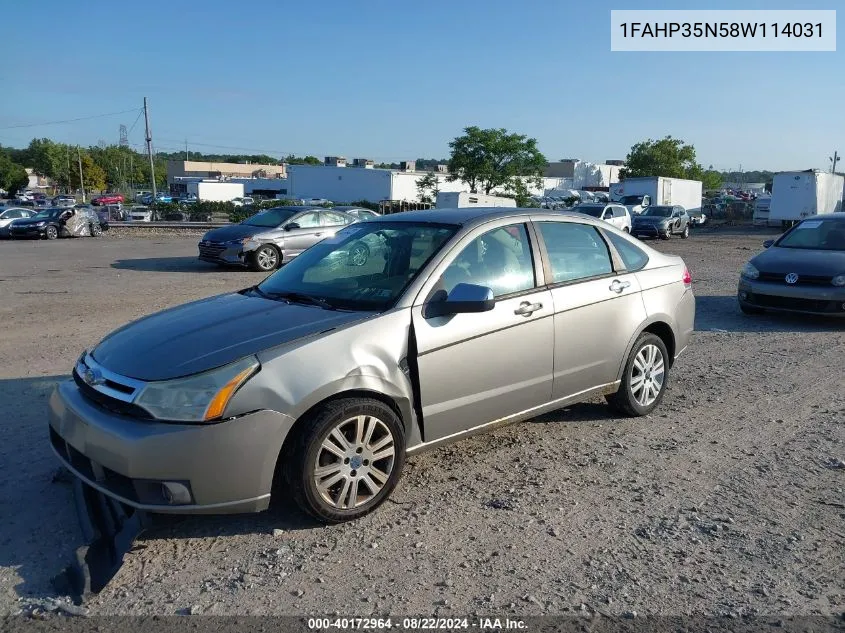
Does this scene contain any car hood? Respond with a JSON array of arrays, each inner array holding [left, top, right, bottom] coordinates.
[[92, 292, 373, 381], [202, 224, 270, 242], [752, 246, 845, 276], [633, 216, 668, 224]]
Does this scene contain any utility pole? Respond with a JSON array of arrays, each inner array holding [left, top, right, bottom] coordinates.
[[66, 146, 71, 195], [76, 146, 86, 203], [185, 138, 188, 161], [830, 151, 840, 174], [143, 97, 157, 198]]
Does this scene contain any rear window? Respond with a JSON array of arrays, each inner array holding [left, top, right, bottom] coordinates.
[[604, 231, 649, 271]]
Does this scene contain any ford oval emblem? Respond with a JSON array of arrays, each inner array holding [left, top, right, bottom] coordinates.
[[784, 273, 799, 285]]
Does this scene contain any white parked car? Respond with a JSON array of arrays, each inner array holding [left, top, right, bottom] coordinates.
[[0, 207, 37, 236], [127, 206, 153, 222], [572, 202, 632, 233], [231, 197, 255, 207]]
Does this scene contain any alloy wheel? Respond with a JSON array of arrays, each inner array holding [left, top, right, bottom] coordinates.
[[257, 247, 278, 270], [630, 343, 665, 407], [348, 244, 369, 266], [313, 415, 396, 510]]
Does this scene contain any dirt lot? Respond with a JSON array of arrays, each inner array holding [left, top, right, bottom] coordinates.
[[0, 228, 843, 618]]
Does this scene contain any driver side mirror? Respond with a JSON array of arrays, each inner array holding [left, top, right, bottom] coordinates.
[[284, 222, 300, 231], [763, 239, 774, 248], [425, 283, 495, 318]]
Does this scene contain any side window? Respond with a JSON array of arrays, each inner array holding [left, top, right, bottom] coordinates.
[[537, 222, 613, 283], [439, 224, 536, 298], [613, 206, 626, 218], [321, 211, 349, 226], [604, 231, 649, 271], [5, 210, 22, 219], [294, 212, 321, 228]]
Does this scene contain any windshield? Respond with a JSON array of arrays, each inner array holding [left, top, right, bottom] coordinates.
[[620, 195, 644, 206], [256, 222, 458, 311], [642, 206, 672, 217], [573, 205, 605, 218], [33, 209, 63, 219], [776, 219, 845, 251], [242, 208, 298, 227]]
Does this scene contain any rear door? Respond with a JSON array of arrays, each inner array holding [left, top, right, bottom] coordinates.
[[532, 218, 647, 400]]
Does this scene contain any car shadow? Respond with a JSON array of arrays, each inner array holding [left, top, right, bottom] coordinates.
[[0, 374, 320, 605], [695, 295, 844, 333], [110, 257, 248, 273]]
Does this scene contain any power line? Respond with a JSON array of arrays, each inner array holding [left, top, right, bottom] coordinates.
[[0, 108, 139, 130], [126, 108, 145, 138]]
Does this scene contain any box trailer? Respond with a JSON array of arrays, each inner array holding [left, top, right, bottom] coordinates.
[[614, 177, 702, 215], [187, 181, 245, 202], [435, 192, 517, 208], [768, 171, 843, 227]]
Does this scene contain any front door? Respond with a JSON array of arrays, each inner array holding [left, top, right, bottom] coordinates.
[[412, 222, 554, 443], [282, 211, 325, 258], [533, 219, 646, 400]]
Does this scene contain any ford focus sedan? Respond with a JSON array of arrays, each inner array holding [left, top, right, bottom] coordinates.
[[49, 208, 695, 523], [738, 215, 845, 316]]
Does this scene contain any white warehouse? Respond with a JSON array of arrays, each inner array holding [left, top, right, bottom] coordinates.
[[286, 164, 472, 203], [287, 162, 567, 204]]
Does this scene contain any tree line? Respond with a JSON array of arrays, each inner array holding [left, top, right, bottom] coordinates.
[[1, 130, 773, 200]]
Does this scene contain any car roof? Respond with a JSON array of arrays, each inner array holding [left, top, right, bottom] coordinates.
[[332, 206, 372, 212], [366, 207, 599, 228], [263, 205, 322, 211]]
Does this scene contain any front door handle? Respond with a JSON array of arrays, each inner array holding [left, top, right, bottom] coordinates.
[[314, 232, 323, 237], [514, 301, 542, 316], [610, 279, 631, 293]]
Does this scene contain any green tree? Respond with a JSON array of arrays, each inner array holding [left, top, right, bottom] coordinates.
[[415, 172, 439, 203], [619, 136, 703, 181], [501, 178, 537, 207], [447, 126, 547, 194], [0, 151, 29, 195], [70, 152, 107, 192], [27, 138, 70, 184], [284, 154, 321, 165], [701, 169, 722, 191]]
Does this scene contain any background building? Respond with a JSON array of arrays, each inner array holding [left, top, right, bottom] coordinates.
[[544, 159, 623, 189], [167, 160, 289, 197]]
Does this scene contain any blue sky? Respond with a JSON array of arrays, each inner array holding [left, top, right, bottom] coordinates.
[[1, 0, 841, 171]]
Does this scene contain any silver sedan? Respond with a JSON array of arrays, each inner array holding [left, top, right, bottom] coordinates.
[[49, 208, 695, 523]]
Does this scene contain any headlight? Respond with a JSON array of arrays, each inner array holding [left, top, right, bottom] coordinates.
[[742, 263, 760, 280], [135, 356, 259, 422], [832, 274, 845, 287], [240, 236, 255, 245], [35, 221, 46, 227]]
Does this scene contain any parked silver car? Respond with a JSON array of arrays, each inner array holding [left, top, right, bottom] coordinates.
[[198, 206, 356, 271], [49, 208, 695, 523]]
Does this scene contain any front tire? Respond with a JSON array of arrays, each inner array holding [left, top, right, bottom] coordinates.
[[680, 225, 690, 239], [606, 333, 669, 417], [45, 225, 58, 240], [249, 244, 281, 272], [283, 398, 406, 523]]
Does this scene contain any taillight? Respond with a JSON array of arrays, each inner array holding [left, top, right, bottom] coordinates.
[[682, 266, 692, 286]]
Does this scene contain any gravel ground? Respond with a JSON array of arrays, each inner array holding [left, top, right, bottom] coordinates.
[[0, 228, 843, 619]]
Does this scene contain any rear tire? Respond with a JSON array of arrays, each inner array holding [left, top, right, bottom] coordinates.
[[282, 398, 405, 523], [249, 245, 281, 272], [90, 224, 102, 237], [606, 333, 670, 417]]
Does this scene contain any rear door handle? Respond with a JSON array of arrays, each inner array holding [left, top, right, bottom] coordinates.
[[514, 301, 542, 316], [610, 279, 631, 293]]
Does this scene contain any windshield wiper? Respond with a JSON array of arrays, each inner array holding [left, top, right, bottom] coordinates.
[[265, 291, 337, 310], [247, 285, 272, 299]]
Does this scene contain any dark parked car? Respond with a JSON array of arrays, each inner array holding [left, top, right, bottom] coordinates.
[[631, 205, 691, 240], [198, 206, 355, 271], [738, 215, 845, 317], [9, 207, 107, 240]]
